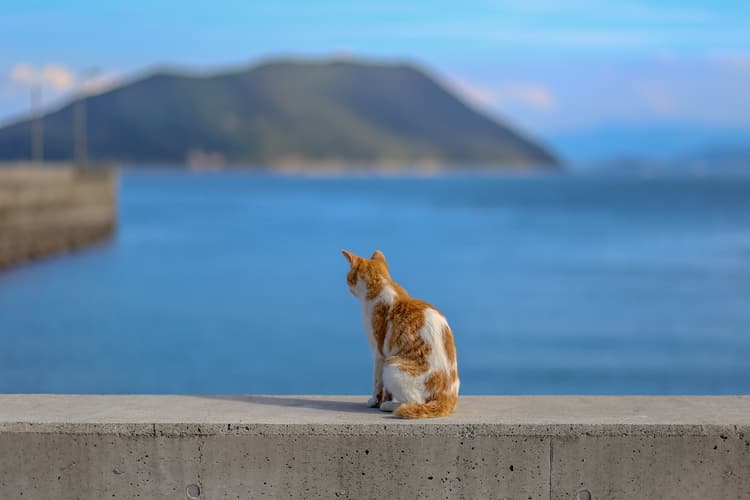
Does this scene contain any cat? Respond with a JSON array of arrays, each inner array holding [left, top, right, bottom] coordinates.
[[342, 249, 459, 418]]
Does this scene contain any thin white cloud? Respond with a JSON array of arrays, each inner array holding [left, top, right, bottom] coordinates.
[[484, 0, 716, 23], [9, 63, 75, 90], [79, 73, 121, 95], [445, 78, 500, 109], [447, 78, 556, 112], [441, 52, 750, 135], [10, 64, 36, 85], [713, 53, 750, 71], [635, 83, 676, 115], [41, 64, 74, 90], [3, 64, 121, 125], [496, 84, 556, 111], [365, 25, 658, 49]]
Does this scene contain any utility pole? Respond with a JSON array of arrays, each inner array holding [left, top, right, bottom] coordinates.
[[73, 68, 98, 166], [73, 90, 87, 165], [31, 84, 43, 163]]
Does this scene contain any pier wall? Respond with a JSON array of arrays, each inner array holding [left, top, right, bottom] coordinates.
[[1, 395, 748, 499], [0, 164, 116, 269]]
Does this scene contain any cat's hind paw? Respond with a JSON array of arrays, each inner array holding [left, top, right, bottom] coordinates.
[[366, 396, 381, 408], [379, 401, 400, 412]]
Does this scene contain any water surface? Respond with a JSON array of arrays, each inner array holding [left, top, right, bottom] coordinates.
[[1, 169, 749, 394]]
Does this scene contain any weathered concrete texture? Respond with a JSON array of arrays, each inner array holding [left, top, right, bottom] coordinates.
[[552, 435, 750, 500], [0, 396, 749, 499], [0, 164, 116, 270]]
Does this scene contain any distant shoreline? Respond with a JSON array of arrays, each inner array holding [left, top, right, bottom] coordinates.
[[117, 163, 565, 178]]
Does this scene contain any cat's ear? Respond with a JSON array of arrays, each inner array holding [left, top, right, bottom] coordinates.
[[371, 250, 386, 262], [342, 249, 357, 266]]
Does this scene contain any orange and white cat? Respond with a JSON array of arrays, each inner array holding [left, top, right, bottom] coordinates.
[[342, 249, 459, 418]]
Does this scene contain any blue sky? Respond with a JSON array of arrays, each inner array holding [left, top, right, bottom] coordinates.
[[2, 0, 749, 141]]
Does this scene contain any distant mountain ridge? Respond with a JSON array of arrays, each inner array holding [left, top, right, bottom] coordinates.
[[547, 122, 750, 167], [0, 59, 558, 169]]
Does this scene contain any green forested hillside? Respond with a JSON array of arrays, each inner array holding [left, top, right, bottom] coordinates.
[[0, 60, 559, 168]]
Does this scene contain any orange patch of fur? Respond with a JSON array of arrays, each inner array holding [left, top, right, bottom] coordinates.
[[371, 303, 389, 356], [387, 299, 427, 349], [393, 393, 458, 419], [442, 324, 457, 365], [384, 355, 425, 376], [385, 300, 431, 374]]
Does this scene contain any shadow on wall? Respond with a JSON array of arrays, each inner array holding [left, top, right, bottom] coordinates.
[[196, 395, 375, 415]]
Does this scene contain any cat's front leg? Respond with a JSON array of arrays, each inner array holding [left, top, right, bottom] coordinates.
[[367, 356, 384, 407]]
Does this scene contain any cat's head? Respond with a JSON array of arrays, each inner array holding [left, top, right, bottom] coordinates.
[[341, 249, 389, 299]]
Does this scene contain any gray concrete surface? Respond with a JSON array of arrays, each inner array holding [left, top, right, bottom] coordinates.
[[1, 396, 749, 499], [0, 164, 116, 269]]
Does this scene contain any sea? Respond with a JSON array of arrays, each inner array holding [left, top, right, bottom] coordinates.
[[1, 169, 749, 395]]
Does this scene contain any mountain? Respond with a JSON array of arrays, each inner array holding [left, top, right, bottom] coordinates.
[[546, 123, 750, 167], [674, 145, 750, 171], [0, 59, 558, 169]]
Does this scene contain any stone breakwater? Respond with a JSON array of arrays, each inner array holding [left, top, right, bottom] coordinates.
[[0, 164, 116, 270], [0, 395, 749, 499]]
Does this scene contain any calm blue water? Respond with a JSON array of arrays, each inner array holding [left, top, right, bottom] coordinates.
[[1, 170, 750, 395]]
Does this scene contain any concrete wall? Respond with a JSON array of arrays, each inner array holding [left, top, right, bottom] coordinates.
[[0, 164, 116, 269], [1, 395, 749, 499]]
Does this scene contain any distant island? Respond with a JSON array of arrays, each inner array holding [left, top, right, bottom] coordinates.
[[0, 59, 559, 169]]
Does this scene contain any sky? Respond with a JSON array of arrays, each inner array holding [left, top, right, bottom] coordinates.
[[1, 0, 749, 146]]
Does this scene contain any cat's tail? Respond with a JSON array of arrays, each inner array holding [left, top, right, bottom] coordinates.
[[394, 393, 457, 419]]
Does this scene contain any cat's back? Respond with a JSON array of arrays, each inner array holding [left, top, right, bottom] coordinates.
[[388, 296, 438, 333], [387, 295, 456, 364]]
